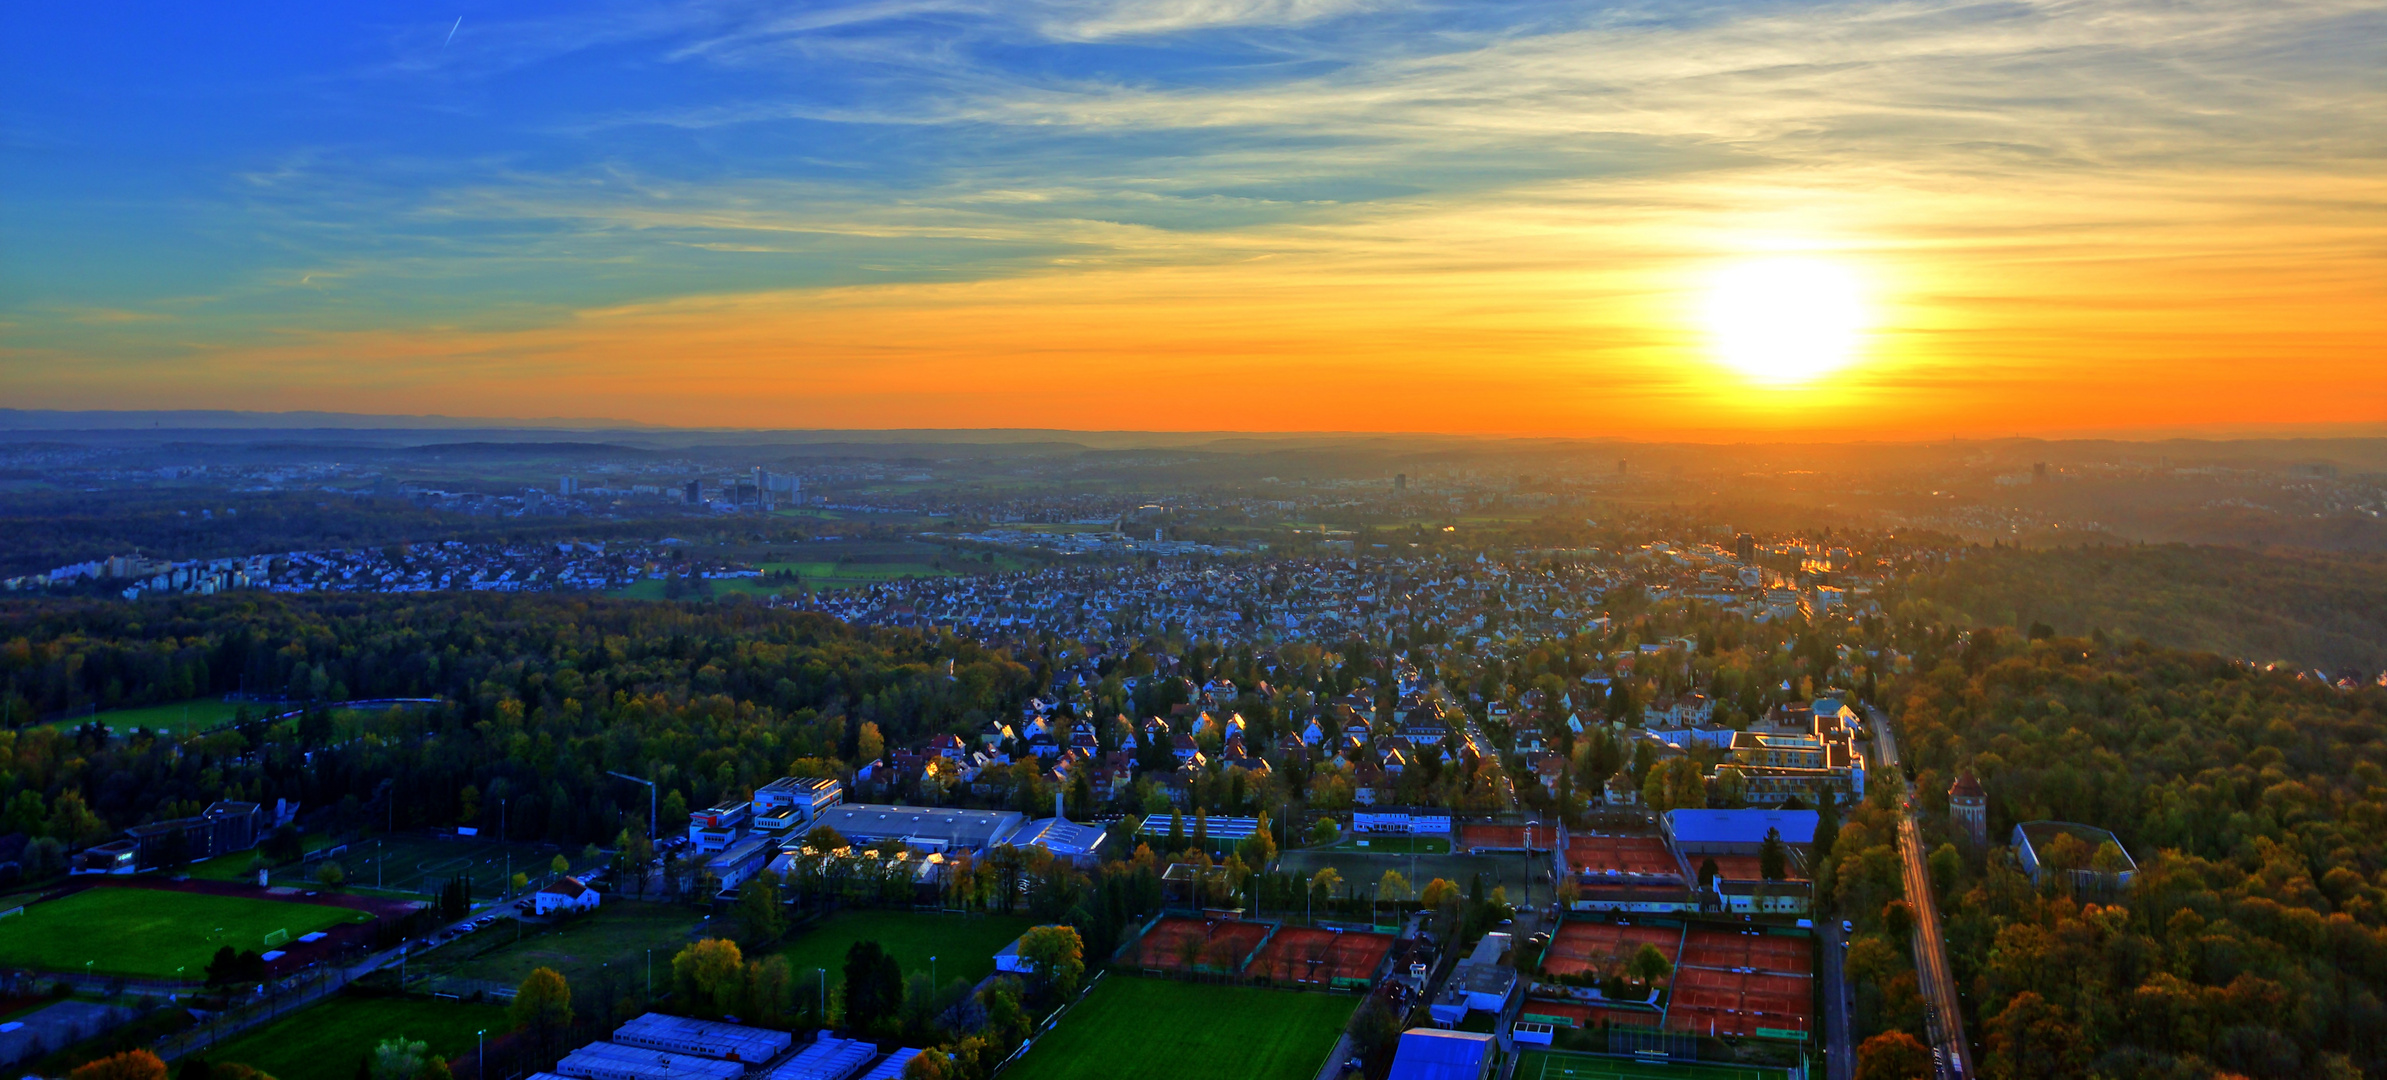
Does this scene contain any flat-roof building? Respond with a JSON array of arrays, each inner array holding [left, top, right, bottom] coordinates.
[[611, 1014, 792, 1066], [1387, 1028, 1494, 1080], [855, 1051, 919, 1080], [764, 1036, 875, 1080], [809, 805, 1025, 856], [557, 1043, 748, 1080]]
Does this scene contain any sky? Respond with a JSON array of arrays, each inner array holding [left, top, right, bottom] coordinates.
[[2, 0, 2382, 436]]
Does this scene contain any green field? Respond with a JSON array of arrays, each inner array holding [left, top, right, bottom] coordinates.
[[1516, 1051, 1790, 1080], [0, 887, 372, 978], [1005, 977, 1355, 1080], [423, 900, 711, 990], [779, 910, 1033, 997], [52, 698, 245, 734], [1331, 836, 1451, 855], [207, 993, 510, 1080]]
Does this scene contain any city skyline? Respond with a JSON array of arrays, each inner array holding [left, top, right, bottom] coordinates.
[[5, 0, 2382, 435]]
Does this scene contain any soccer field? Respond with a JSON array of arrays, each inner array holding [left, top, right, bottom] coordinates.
[[207, 992, 509, 1080], [1516, 1051, 1791, 1080], [0, 887, 372, 978], [1004, 978, 1355, 1080]]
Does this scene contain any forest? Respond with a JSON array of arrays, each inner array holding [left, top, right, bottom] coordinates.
[[1895, 543, 2387, 672], [1884, 627, 2387, 1079], [0, 593, 1036, 852]]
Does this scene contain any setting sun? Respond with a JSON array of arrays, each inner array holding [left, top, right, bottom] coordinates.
[[1702, 256, 1870, 386]]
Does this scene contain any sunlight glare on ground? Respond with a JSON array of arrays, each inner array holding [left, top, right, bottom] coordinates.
[[1701, 255, 1870, 386]]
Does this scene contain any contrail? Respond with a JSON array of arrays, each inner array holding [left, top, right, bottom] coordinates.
[[443, 16, 462, 47]]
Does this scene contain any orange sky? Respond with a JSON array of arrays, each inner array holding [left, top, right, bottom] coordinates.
[[6, 1, 2383, 436]]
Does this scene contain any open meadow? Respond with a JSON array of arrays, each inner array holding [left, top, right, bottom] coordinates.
[[778, 910, 1032, 997], [1515, 1051, 1790, 1080], [0, 887, 371, 978], [1002, 977, 1354, 1080], [421, 900, 711, 991]]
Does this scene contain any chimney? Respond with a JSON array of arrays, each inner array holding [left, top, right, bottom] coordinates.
[[1055, 791, 1066, 821]]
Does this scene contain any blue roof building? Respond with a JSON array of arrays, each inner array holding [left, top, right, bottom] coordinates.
[[1386, 1028, 1494, 1080], [1662, 809, 1819, 854]]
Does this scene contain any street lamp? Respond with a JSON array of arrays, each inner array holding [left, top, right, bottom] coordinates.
[[477, 1029, 486, 1080]]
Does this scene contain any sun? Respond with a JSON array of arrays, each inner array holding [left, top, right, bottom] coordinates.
[[1701, 255, 1870, 385]]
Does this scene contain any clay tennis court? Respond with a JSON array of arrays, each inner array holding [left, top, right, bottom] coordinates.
[[1132, 915, 1273, 973], [1670, 930, 1814, 1038], [1540, 921, 1682, 978], [1681, 928, 1812, 975], [1460, 824, 1549, 851], [1565, 835, 1679, 877], [1244, 925, 1396, 985]]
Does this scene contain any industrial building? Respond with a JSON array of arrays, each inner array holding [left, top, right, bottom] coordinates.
[[611, 1014, 792, 1066], [753, 777, 843, 836], [689, 802, 754, 852], [1008, 816, 1107, 865], [808, 805, 1025, 855]]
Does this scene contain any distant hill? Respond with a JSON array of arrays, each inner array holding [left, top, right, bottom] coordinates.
[[1898, 544, 2387, 673]]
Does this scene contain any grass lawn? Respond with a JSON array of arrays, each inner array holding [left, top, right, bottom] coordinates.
[[434, 901, 711, 989], [1515, 1051, 1790, 1080], [0, 887, 372, 977], [53, 698, 245, 734], [1331, 836, 1451, 855], [778, 911, 1032, 996], [1005, 978, 1355, 1080], [207, 993, 511, 1080]]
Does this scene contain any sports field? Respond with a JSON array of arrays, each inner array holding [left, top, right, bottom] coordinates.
[[206, 992, 509, 1080], [0, 887, 372, 977], [778, 910, 1033, 997], [301, 835, 591, 898], [1004, 978, 1354, 1080], [422, 900, 708, 990], [1515, 1051, 1790, 1080]]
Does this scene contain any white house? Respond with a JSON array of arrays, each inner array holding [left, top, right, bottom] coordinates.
[[534, 875, 601, 915]]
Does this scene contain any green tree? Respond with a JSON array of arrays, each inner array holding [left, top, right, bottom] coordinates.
[[1628, 943, 1673, 987], [1308, 818, 1338, 845], [1759, 827, 1787, 881], [841, 940, 903, 1034], [802, 825, 847, 854], [735, 870, 786, 944]]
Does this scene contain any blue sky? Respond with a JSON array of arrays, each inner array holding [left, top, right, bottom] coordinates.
[[4, 0, 2381, 431]]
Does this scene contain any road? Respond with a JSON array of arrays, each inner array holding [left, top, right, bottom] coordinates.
[[1871, 708, 1975, 1079], [1819, 917, 1855, 1080]]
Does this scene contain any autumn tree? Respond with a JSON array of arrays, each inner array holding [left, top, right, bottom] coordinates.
[[1015, 924, 1085, 1001], [672, 939, 746, 1017], [1855, 1031, 1932, 1080], [71, 1051, 168, 1080], [509, 967, 574, 1062]]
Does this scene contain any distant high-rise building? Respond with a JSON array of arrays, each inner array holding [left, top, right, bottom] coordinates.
[[1735, 533, 1756, 564], [2032, 462, 2048, 483], [1949, 771, 1988, 849], [684, 480, 702, 504], [1617, 459, 1628, 474], [559, 476, 578, 496], [1395, 473, 1407, 491]]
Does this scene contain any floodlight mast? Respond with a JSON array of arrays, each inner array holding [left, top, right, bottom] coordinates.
[[609, 771, 658, 841]]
